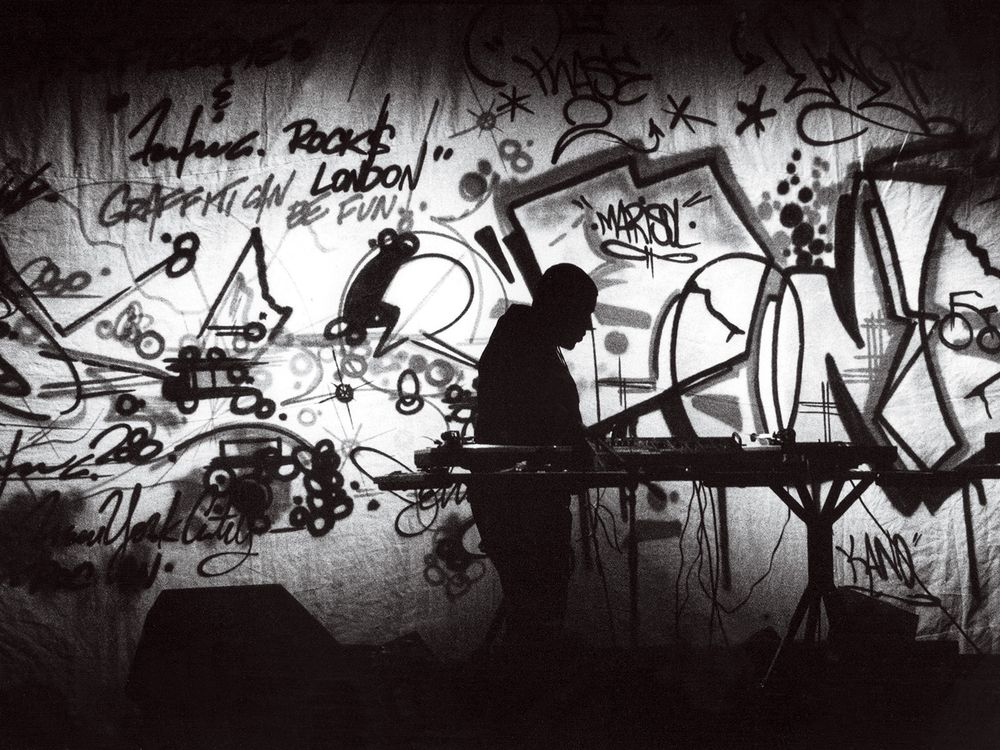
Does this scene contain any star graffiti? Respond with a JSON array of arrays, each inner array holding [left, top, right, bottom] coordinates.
[[661, 94, 717, 133], [496, 86, 534, 123], [735, 85, 777, 137], [450, 98, 503, 139]]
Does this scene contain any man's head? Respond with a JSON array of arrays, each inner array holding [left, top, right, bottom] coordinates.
[[532, 263, 598, 349]]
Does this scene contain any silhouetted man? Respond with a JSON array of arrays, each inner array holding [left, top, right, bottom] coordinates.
[[471, 263, 598, 654]]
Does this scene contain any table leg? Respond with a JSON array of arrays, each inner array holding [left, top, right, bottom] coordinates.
[[761, 585, 817, 687], [623, 484, 639, 649]]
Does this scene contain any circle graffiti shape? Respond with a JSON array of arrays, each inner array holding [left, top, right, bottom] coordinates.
[[424, 359, 456, 387], [791, 222, 814, 247], [604, 331, 629, 355], [115, 393, 143, 416], [779, 203, 804, 228], [459, 172, 488, 201], [135, 329, 166, 359], [395, 369, 424, 415]]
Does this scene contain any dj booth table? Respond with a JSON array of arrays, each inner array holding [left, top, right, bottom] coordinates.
[[376, 440, 906, 676]]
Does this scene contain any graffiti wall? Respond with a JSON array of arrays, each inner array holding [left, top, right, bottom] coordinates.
[[1, 0, 999, 735]]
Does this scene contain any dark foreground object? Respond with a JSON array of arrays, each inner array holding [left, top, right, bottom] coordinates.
[[127, 631, 998, 750], [6, 581, 997, 749]]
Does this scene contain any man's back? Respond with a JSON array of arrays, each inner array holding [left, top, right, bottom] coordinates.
[[467, 264, 597, 654], [475, 303, 584, 447]]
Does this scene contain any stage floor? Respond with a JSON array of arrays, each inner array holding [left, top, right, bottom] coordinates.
[[50, 632, 1000, 749], [321, 637, 999, 749]]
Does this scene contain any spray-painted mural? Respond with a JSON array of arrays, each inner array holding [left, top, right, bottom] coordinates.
[[1, 0, 998, 738]]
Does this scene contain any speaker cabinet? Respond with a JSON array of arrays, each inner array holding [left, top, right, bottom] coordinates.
[[127, 584, 365, 749], [827, 586, 919, 655]]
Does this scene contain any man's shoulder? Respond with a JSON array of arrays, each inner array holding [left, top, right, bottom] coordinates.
[[483, 304, 536, 351], [495, 303, 534, 329]]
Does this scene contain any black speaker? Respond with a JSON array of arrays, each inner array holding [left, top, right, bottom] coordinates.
[[827, 587, 919, 655], [127, 584, 367, 749]]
